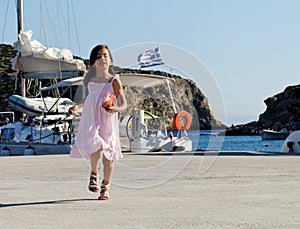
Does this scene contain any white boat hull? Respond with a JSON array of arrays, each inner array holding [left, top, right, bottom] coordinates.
[[0, 118, 77, 156], [280, 130, 300, 154], [8, 95, 74, 117], [0, 143, 70, 156], [259, 129, 290, 140], [121, 135, 193, 153]]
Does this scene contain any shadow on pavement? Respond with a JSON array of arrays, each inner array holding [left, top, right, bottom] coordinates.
[[0, 198, 95, 208], [128, 151, 299, 157]]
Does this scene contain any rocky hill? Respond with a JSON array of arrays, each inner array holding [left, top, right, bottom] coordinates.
[[258, 85, 300, 130], [116, 68, 225, 130], [222, 84, 300, 135], [0, 44, 225, 129]]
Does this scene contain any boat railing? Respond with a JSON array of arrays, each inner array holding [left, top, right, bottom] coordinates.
[[0, 111, 15, 123]]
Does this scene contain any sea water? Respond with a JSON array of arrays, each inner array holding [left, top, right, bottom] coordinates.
[[181, 130, 284, 152]]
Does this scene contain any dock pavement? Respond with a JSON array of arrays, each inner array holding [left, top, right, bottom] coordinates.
[[1, 151, 300, 228]]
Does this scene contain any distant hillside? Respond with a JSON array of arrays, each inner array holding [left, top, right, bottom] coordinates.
[[258, 85, 300, 130], [221, 84, 300, 135], [0, 44, 17, 111], [0, 44, 225, 129]]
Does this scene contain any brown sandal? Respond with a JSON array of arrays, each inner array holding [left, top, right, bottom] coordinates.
[[98, 181, 110, 200], [88, 172, 99, 193]]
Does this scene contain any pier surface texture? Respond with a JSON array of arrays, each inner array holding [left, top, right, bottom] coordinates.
[[1, 151, 300, 228]]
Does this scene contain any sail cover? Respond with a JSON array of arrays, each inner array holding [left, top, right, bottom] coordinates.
[[11, 30, 86, 74]]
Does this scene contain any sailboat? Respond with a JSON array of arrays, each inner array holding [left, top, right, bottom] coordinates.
[[0, 0, 85, 156], [0, 1, 194, 156]]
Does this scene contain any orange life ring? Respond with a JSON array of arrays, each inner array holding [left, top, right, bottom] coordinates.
[[173, 111, 192, 130]]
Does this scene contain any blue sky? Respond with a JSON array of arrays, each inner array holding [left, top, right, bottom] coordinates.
[[1, 0, 299, 125]]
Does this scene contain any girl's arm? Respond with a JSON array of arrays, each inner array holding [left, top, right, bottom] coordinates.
[[69, 84, 89, 115], [109, 78, 127, 113], [68, 98, 86, 115]]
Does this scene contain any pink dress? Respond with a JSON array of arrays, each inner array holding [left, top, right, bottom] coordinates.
[[70, 75, 122, 161]]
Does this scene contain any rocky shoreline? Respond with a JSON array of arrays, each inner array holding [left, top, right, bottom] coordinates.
[[220, 84, 300, 136]]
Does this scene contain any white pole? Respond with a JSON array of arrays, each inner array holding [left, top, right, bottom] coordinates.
[[17, 0, 26, 98], [166, 79, 177, 114]]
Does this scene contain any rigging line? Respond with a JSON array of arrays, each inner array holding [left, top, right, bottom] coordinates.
[[26, 79, 34, 96], [57, 0, 67, 82], [142, 0, 158, 43], [70, 0, 81, 56], [57, 2, 66, 49], [1, 0, 10, 43], [38, 0, 63, 80], [33, 0, 48, 47], [67, 0, 71, 49], [55, 1, 65, 83], [39, 0, 47, 45], [57, 0, 68, 42], [41, 0, 60, 48]]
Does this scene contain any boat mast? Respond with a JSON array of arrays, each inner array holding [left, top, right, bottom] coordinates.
[[17, 0, 23, 35], [17, 0, 26, 97]]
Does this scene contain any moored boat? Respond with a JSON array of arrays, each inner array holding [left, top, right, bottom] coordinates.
[[0, 113, 79, 156], [8, 95, 74, 117], [43, 73, 194, 153], [259, 129, 291, 140], [0, 0, 85, 156]]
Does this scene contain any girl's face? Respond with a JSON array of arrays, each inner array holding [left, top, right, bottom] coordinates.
[[95, 48, 112, 70]]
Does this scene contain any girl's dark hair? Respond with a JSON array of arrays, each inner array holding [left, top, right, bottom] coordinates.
[[83, 45, 114, 86]]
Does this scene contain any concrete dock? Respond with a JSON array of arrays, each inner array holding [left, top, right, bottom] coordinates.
[[1, 151, 300, 228]]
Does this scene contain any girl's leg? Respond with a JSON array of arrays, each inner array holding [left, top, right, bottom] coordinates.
[[102, 156, 114, 183], [88, 150, 102, 193], [90, 150, 102, 174], [98, 156, 114, 200]]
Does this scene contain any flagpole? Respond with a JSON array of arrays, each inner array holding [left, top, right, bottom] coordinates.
[[166, 69, 177, 114]]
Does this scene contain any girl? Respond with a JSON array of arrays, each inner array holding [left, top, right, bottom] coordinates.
[[69, 45, 127, 200]]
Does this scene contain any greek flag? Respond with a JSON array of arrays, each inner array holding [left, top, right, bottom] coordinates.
[[137, 47, 165, 68]]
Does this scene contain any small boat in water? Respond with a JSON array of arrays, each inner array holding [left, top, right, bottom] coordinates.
[[259, 129, 291, 140]]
